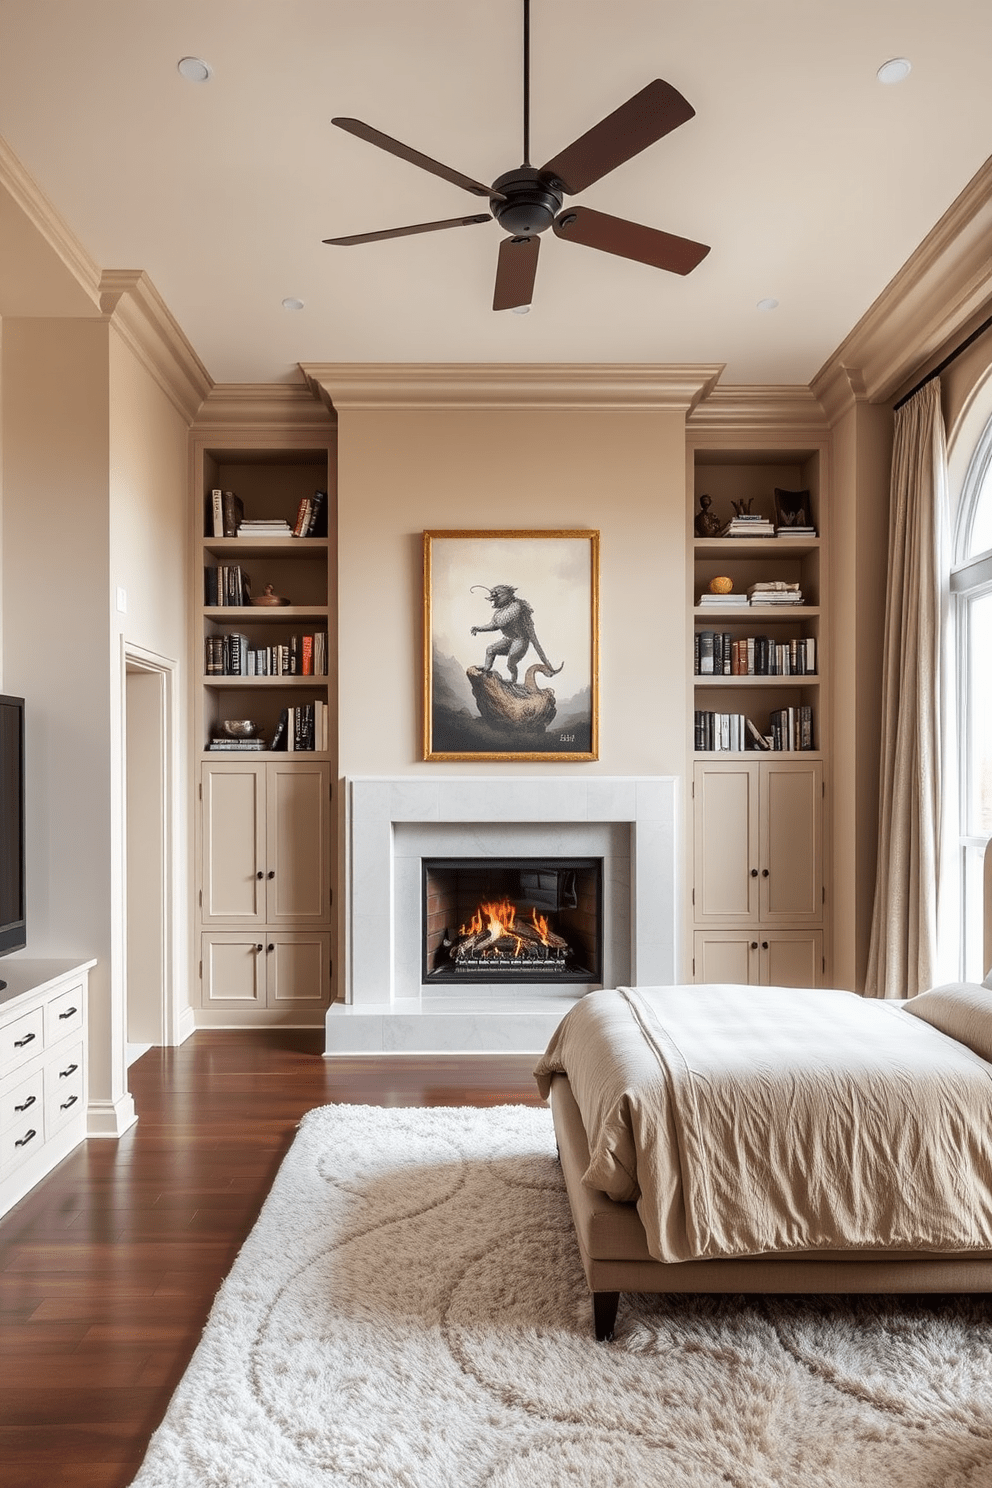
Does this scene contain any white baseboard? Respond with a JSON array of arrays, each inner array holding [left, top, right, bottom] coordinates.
[[87, 1093, 138, 1138], [177, 1004, 197, 1044]]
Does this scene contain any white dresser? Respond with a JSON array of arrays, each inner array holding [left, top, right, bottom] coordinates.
[[0, 959, 95, 1219]]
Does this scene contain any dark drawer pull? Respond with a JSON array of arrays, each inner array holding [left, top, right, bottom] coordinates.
[[60, 1095, 79, 1111], [58, 1007, 78, 1020], [13, 1032, 36, 1048], [14, 1094, 37, 1113], [59, 1063, 79, 1079], [15, 1129, 37, 1148]]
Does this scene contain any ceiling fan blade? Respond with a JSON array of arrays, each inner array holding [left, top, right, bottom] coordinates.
[[492, 234, 540, 311], [553, 205, 709, 275], [540, 79, 695, 195], [324, 214, 491, 246], [332, 118, 504, 201]]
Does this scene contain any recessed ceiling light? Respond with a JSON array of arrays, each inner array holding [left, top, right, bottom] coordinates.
[[177, 56, 212, 83], [511, 305, 530, 315], [756, 298, 779, 312], [877, 57, 911, 85], [282, 298, 305, 311]]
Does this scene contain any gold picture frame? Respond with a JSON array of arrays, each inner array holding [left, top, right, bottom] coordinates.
[[423, 529, 600, 762]]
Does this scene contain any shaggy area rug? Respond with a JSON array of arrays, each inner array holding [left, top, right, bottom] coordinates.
[[130, 1104, 992, 1488]]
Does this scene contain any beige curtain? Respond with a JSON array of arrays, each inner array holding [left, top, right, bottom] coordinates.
[[866, 379, 949, 998]]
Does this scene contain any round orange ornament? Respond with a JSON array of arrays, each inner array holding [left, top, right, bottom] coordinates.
[[709, 576, 733, 594]]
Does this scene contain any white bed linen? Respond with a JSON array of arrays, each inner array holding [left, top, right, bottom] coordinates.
[[534, 985, 992, 1264]]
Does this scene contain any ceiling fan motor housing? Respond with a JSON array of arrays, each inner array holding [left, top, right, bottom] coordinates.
[[490, 167, 563, 236]]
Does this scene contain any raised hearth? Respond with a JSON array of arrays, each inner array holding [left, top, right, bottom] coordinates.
[[328, 776, 679, 1055]]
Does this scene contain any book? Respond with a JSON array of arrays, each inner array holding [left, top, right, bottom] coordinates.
[[210, 489, 224, 538], [302, 634, 313, 676], [209, 738, 266, 751], [270, 710, 289, 751], [304, 490, 327, 537], [221, 491, 244, 537], [238, 520, 293, 537], [697, 630, 714, 675], [745, 716, 771, 750]]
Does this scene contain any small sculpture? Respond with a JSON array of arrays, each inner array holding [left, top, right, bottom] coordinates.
[[694, 495, 722, 537], [251, 583, 291, 607], [731, 497, 755, 518], [709, 576, 733, 594]]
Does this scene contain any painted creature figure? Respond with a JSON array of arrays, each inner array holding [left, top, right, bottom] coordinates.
[[470, 584, 562, 685]]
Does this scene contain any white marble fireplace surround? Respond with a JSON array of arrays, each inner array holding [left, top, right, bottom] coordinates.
[[325, 776, 680, 1055]]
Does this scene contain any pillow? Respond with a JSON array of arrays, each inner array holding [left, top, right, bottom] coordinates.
[[903, 981, 992, 1062], [983, 968, 992, 991]]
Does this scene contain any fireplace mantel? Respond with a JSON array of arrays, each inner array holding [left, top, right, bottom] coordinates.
[[327, 776, 680, 1055]]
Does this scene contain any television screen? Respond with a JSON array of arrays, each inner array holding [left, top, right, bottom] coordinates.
[[0, 695, 26, 960]]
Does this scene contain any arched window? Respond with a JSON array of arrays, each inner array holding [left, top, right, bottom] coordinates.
[[950, 412, 992, 978]]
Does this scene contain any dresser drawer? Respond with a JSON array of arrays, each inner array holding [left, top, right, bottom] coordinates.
[[0, 1111, 44, 1173], [46, 1044, 84, 1133], [0, 1006, 45, 1076], [45, 984, 84, 1045], [1, 1067, 44, 1133]]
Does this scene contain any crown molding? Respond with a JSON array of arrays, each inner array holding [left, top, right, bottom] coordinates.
[[812, 154, 992, 408], [687, 385, 829, 438], [0, 134, 102, 308], [192, 381, 335, 437], [299, 362, 725, 411], [100, 270, 212, 423]]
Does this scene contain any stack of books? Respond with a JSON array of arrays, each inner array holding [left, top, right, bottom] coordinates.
[[775, 523, 817, 537], [237, 518, 294, 538], [748, 581, 804, 607], [292, 491, 327, 537], [721, 513, 775, 537], [697, 591, 743, 608], [208, 735, 266, 752]]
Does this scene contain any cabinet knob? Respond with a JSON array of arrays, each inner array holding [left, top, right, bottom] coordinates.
[[762, 868, 769, 878], [256, 871, 264, 880], [762, 941, 769, 950], [750, 941, 758, 950], [267, 943, 274, 953], [750, 869, 758, 878], [254, 943, 263, 952], [267, 870, 275, 880]]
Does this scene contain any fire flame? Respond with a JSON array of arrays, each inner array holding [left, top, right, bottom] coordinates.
[[531, 908, 553, 945], [460, 898, 516, 940]]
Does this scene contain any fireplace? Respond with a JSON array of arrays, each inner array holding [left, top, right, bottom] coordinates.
[[423, 857, 602, 985]]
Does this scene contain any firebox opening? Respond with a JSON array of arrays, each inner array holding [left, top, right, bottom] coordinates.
[[423, 857, 603, 985]]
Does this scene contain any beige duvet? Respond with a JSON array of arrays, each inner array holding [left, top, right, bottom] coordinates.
[[533, 985, 992, 1264]]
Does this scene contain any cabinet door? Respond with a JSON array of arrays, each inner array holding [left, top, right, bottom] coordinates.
[[265, 933, 331, 1006], [201, 764, 265, 923], [692, 763, 759, 922], [760, 931, 823, 988], [759, 760, 822, 924], [264, 762, 331, 923], [693, 930, 756, 985], [201, 934, 266, 1007]]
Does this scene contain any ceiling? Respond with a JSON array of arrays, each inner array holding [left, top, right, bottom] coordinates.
[[1, 1, 991, 387]]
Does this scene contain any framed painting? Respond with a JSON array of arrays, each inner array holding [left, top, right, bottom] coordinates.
[[423, 529, 599, 762]]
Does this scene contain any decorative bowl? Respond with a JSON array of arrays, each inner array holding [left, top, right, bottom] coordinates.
[[222, 719, 260, 738]]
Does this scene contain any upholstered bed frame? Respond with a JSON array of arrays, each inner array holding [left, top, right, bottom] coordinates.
[[550, 1072, 992, 1340]]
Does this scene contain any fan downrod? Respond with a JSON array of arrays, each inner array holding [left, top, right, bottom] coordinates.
[[489, 168, 563, 237]]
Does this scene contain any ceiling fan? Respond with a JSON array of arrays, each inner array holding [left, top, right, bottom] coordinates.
[[323, 0, 710, 311]]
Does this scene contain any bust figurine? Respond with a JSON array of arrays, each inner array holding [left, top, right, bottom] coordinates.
[[694, 494, 722, 538]]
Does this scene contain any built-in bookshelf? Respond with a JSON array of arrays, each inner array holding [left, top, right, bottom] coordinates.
[[197, 452, 333, 756], [191, 436, 336, 1027], [687, 441, 829, 988]]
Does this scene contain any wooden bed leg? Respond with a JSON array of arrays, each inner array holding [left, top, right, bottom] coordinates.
[[593, 1291, 620, 1341]]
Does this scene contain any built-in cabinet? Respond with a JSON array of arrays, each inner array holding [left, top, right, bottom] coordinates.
[[688, 442, 828, 987], [0, 960, 93, 1219], [192, 438, 336, 1026]]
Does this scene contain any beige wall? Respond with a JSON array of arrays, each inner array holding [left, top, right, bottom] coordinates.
[[1, 317, 119, 1115], [336, 405, 690, 780], [0, 316, 191, 1132], [108, 332, 191, 1048]]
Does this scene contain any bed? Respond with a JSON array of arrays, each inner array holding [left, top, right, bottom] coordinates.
[[534, 977, 992, 1340]]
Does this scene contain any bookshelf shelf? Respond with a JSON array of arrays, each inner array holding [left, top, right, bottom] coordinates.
[[693, 676, 821, 689], [204, 675, 326, 689]]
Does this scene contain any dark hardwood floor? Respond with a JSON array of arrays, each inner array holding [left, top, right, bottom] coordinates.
[[0, 1030, 545, 1488]]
